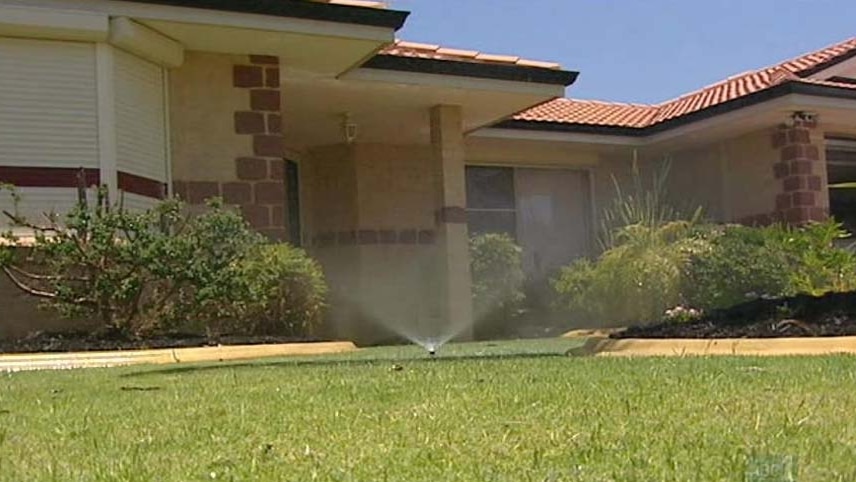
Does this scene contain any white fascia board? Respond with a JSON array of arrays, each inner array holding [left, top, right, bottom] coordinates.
[[470, 127, 642, 146], [0, 3, 108, 42], [2, 0, 393, 42], [109, 17, 183, 67], [344, 68, 566, 97]]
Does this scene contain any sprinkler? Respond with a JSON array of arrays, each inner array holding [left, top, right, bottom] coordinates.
[[426, 343, 437, 357], [428, 348, 436, 356]]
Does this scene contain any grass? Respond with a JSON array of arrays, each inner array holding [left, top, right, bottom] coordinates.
[[1, 339, 856, 481]]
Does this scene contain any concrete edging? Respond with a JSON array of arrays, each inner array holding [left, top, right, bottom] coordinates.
[[571, 336, 856, 357], [0, 341, 358, 372]]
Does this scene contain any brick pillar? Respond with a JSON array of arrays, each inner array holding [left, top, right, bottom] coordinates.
[[771, 118, 828, 225], [430, 105, 474, 340]]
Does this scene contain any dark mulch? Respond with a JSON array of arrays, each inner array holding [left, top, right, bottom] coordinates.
[[0, 331, 326, 354], [612, 291, 856, 339]]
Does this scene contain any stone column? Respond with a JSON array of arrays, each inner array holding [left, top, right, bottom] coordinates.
[[430, 105, 474, 340], [771, 116, 829, 225]]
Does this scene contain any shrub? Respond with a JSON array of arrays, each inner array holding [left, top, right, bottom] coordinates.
[[469, 233, 525, 325], [234, 243, 327, 336], [0, 183, 327, 338], [684, 221, 856, 310], [552, 221, 711, 327]]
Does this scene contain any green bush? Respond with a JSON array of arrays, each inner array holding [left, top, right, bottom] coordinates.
[[0, 184, 327, 338], [552, 221, 711, 327], [234, 243, 327, 336], [553, 219, 856, 327], [469, 233, 525, 325], [684, 221, 856, 310]]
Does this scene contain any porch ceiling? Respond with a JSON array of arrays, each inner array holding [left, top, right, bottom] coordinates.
[[281, 70, 565, 149]]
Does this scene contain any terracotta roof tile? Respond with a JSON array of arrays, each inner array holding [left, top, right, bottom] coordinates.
[[378, 40, 564, 70], [513, 36, 856, 129]]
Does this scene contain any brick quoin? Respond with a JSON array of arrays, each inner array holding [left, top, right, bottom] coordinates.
[[233, 65, 263, 88], [234, 111, 266, 134], [768, 120, 828, 226], [236, 157, 268, 181], [186, 181, 220, 204], [222, 182, 252, 204]]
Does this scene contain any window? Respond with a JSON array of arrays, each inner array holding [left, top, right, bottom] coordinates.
[[826, 138, 856, 233], [465, 166, 516, 238]]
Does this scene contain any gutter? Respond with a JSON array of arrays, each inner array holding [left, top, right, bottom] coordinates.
[[360, 54, 579, 86], [127, 0, 410, 29]]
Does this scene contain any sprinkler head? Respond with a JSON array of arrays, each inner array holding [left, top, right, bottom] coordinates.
[[428, 348, 436, 356]]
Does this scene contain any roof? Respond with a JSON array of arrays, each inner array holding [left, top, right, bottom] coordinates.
[[129, 0, 409, 29], [506, 36, 856, 133], [361, 40, 578, 86]]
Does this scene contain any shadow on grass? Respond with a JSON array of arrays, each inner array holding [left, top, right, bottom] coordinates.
[[119, 351, 568, 379]]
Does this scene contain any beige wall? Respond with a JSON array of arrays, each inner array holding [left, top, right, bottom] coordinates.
[[718, 128, 780, 222], [169, 51, 251, 183], [301, 142, 441, 344]]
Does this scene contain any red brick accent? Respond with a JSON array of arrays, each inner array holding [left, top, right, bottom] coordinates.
[[230, 55, 286, 237], [379, 230, 397, 244], [241, 204, 270, 228], [267, 114, 282, 134], [118, 171, 166, 199], [807, 175, 822, 191], [236, 157, 268, 181], [234, 111, 266, 134], [0, 166, 100, 188], [250, 90, 281, 111], [172, 181, 188, 200], [418, 230, 436, 244], [222, 182, 252, 204], [785, 207, 811, 224], [783, 176, 805, 192], [398, 229, 417, 244], [787, 128, 811, 145], [768, 120, 828, 226], [250, 55, 279, 65], [255, 181, 284, 204], [265, 67, 280, 88], [790, 160, 813, 175], [358, 230, 378, 244], [809, 207, 829, 221], [269, 159, 285, 180], [337, 230, 357, 246], [780, 144, 799, 162], [253, 135, 283, 157], [186, 181, 220, 204], [233, 65, 263, 88], [792, 191, 815, 207]]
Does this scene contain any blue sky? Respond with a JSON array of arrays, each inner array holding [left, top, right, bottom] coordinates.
[[391, 0, 856, 104]]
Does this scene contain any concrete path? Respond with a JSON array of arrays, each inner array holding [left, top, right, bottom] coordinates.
[[0, 341, 358, 372], [574, 336, 856, 357]]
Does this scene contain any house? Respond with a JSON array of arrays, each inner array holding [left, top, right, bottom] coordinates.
[[2, 0, 856, 343]]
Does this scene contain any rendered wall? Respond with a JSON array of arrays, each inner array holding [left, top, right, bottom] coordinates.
[[169, 51, 290, 240]]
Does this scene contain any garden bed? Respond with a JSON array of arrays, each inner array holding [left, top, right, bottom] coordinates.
[[0, 331, 327, 354], [612, 291, 856, 339]]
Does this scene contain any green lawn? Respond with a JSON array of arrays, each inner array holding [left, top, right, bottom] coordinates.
[[2, 339, 856, 481]]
